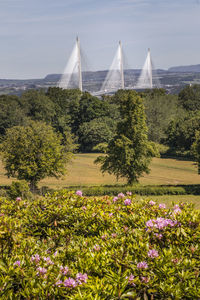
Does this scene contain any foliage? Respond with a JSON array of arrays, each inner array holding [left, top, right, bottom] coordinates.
[[20, 89, 55, 123], [191, 130, 200, 174], [143, 92, 178, 143], [46, 87, 82, 134], [96, 90, 158, 185], [77, 185, 187, 196], [78, 92, 113, 124], [165, 110, 200, 153], [0, 191, 200, 299], [178, 84, 200, 111], [8, 180, 32, 200], [0, 121, 74, 190], [78, 117, 117, 152], [0, 95, 27, 136]]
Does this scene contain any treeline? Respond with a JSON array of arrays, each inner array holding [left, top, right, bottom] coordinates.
[[0, 85, 200, 156]]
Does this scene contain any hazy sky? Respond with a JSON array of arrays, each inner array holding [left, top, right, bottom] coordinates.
[[1, 0, 200, 79]]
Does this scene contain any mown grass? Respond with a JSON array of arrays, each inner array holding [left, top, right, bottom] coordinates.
[[135, 194, 200, 210], [0, 153, 199, 188]]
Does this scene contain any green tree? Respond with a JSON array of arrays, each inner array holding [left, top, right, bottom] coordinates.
[[0, 95, 27, 136], [46, 87, 82, 134], [95, 90, 158, 185], [191, 130, 200, 174], [20, 90, 55, 123], [78, 117, 117, 152], [143, 92, 178, 143], [0, 121, 74, 191], [178, 84, 200, 111], [165, 110, 200, 153]]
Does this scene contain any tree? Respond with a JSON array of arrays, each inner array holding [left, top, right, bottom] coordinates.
[[0, 121, 75, 191], [20, 90, 55, 123], [95, 90, 158, 185], [78, 117, 117, 152], [0, 95, 27, 136], [46, 87, 82, 134], [191, 131, 200, 174], [178, 84, 200, 111], [165, 110, 200, 153], [143, 92, 178, 143]]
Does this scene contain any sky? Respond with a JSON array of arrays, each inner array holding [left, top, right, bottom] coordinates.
[[1, 0, 200, 79]]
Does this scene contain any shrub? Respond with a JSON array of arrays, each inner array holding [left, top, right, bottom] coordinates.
[[8, 180, 32, 200], [0, 191, 199, 299]]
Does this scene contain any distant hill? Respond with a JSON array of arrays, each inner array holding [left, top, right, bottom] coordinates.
[[168, 64, 200, 73]]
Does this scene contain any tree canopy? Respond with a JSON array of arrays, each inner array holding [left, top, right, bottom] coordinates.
[[95, 90, 158, 185], [0, 121, 75, 191]]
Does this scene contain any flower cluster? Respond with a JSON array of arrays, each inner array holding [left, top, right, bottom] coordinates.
[[124, 198, 131, 206], [118, 192, 125, 198], [60, 266, 69, 275], [37, 267, 47, 276], [76, 190, 83, 197], [148, 249, 159, 258], [146, 217, 177, 230], [173, 204, 182, 214], [126, 274, 135, 286], [137, 261, 148, 269], [56, 273, 88, 288], [31, 254, 40, 264]]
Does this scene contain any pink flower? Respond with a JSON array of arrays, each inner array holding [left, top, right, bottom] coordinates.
[[31, 254, 40, 263], [16, 197, 21, 202], [124, 198, 131, 206], [149, 200, 156, 206], [37, 267, 47, 276], [82, 206, 87, 210], [109, 213, 113, 217], [76, 273, 88, 284], [118, 193, 125, 198], [112, 197, 118, 202], [141, 276, 149, 283], [63, 278, 77, 288], [126, 274, 135, 286], [93, 244, 101, 251], [60, 266, 69, 275], [137, 261, 148, 269], [55, 280, 63, 286], [173, 205, 182, 214], [14, 260, 21, 267], [76, 190, 83, 197], [43, 257, 54, 265], [54, 251, 58, 256], [159, 203, 166, 209], [101, 235, 107, 240], [155, 233, 163, 239], [111, 233, 117, 238], [148, 249, 159, 258], [146, 217, 176, 230], [126, 191, 132, 196]]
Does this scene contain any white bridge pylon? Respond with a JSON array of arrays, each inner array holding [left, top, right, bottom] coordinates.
[[136, 48, 160, 90], [100, 41, 124, 93], [58, 36, 82, 91]]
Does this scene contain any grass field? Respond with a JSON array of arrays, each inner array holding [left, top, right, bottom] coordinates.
[[0, 153, 199, 188], [135, 194, 200, 209], [1, 154, 200, 207]]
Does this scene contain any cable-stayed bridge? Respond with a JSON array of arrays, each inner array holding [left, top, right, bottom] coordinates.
[[58, 37, 160, 95]]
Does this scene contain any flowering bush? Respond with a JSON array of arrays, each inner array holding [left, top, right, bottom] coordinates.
[[0, 191, 199, 299]]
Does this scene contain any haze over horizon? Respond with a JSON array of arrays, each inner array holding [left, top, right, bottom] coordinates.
[[1, 0, 200, 79]]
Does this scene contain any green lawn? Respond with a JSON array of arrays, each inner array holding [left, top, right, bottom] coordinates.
[[1, 154, 200, 208], [0, 153, 199, 188], [136, 194, 200, 210]]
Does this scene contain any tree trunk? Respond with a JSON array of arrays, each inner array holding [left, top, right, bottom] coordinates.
[[29, 180, 38, 193]]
